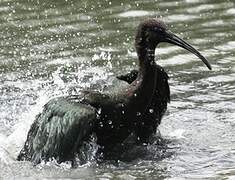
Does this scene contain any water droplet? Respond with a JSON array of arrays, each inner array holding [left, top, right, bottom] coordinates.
[[136, 112, 141, 116], [99, 122, 103, 127], [149, 109, 154, 113], [108, 120, 112, 125]]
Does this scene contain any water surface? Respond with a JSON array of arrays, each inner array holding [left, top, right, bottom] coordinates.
[[0, 0, 235, 179]]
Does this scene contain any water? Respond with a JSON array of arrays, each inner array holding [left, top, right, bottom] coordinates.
[[0, 0, 235, 179]]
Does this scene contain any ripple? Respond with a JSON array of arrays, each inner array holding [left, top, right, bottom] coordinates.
[[167, 14, 198, 22], [202, 20, 225, 27], [186, 4, 216, 13], [0, 6, 10, 12], [187, 94, 222, 102], [205, 74, 235, 83], [159, 53, 199, 67], [217, 168, 235, 179], [226, 8, 235, 15], [215, 41, 235, 51], [118, 10, 153, 17], [46, 57, 87, 65]]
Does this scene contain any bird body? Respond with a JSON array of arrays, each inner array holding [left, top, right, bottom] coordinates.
[[117, 64, 170, 143], [17, 19, 211, 165], [18, 60, 158, 163]]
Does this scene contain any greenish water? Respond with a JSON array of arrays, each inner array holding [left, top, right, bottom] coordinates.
[[0, 0, 235, 179]]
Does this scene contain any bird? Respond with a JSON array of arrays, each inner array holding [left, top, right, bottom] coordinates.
[[17, 19, 211, 165]]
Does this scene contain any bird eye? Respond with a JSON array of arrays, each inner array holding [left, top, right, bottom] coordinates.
[[154, 27, 164, 33]]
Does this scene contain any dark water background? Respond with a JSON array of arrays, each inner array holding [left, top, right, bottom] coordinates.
[[0, 0, 234, 179]]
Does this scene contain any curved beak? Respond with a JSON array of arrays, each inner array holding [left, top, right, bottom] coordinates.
[[164, 31, 212, 70]]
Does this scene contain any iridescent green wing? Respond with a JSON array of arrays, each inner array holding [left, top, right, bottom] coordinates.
[[17, 96, 97, 164]]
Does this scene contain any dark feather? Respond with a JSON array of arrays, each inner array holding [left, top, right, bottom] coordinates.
[[17, 96, 97, 164]]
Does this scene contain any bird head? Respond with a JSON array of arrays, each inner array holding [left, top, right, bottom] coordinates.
[[135, 19, 211, 70]]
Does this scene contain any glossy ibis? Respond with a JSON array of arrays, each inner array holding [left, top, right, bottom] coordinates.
[[17, 19, 211, 165]]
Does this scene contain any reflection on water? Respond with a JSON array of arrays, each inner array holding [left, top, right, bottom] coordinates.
[[0, 0, 235, 179]]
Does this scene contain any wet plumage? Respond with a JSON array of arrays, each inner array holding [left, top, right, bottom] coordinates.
[[17, 19, 211, 165]]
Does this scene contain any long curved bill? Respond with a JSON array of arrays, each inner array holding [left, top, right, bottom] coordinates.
[[165, 31, 212, 70]]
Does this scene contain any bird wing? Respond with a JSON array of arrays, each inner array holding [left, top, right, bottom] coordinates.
[[116, 70, 138, 84], [17, 96, 97, 164]]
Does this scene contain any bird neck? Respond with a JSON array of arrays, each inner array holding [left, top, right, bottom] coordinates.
[[136, 45, 156, 78], [125, 45, 157, 113]]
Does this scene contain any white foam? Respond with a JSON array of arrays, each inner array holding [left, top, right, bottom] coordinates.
[[4, 91, 50, 161], [0, 133, 16, 164], [168, 129, 186, 139]]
